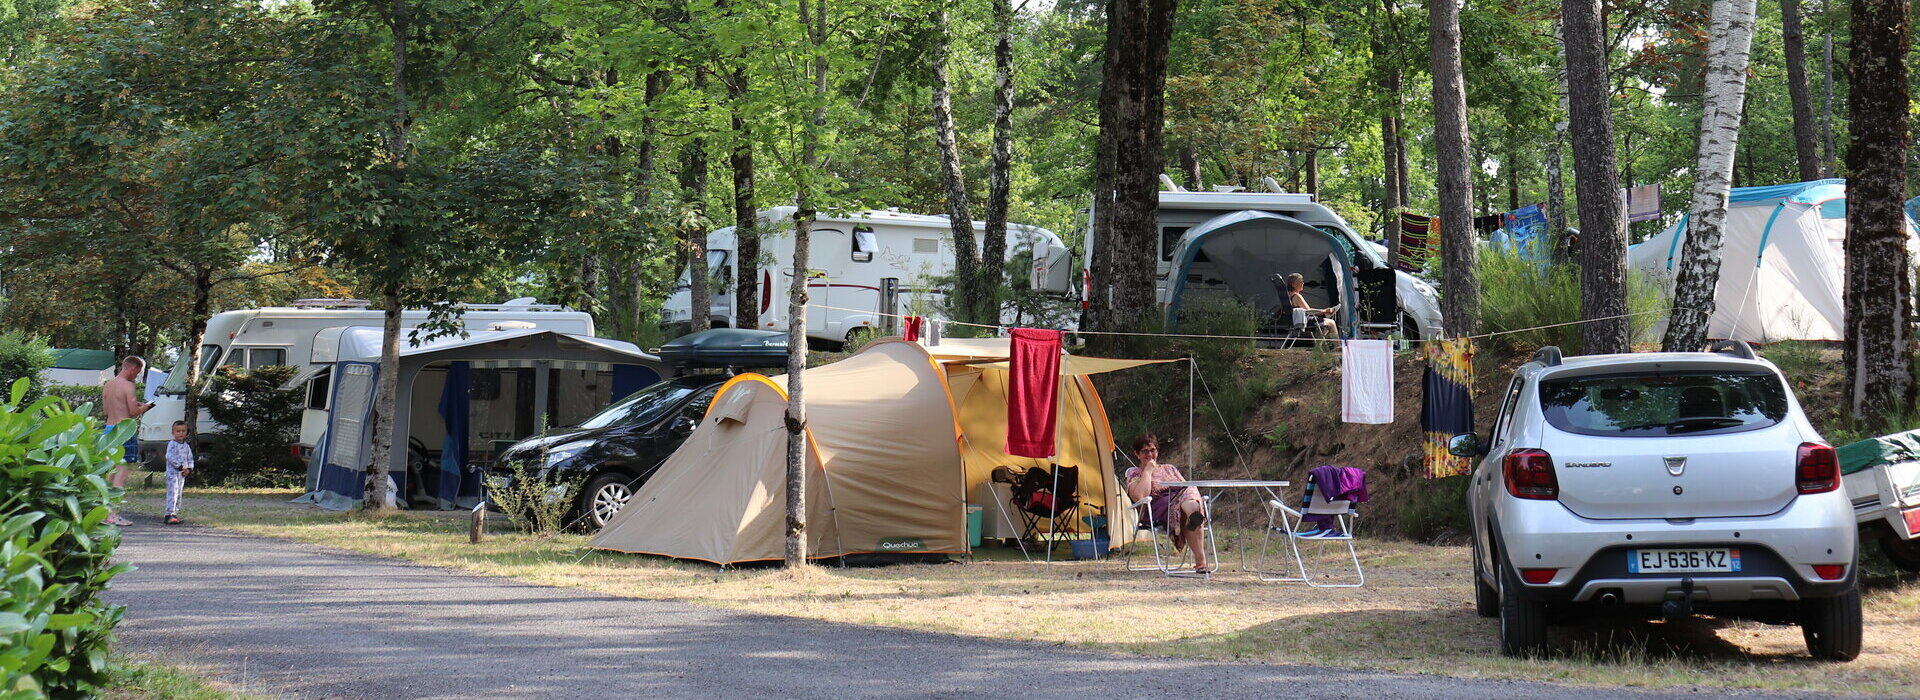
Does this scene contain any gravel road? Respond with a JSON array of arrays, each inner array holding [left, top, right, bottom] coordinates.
[[107, 519, 1834, 699]]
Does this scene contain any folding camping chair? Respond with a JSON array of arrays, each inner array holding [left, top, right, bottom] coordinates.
[[1256, 470, 1365, 587], [1004, 464, 1081, 551], [1125, 493, 1220, 578]]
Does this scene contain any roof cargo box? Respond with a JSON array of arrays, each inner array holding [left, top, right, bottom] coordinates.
[[658, 329, 788, 369]]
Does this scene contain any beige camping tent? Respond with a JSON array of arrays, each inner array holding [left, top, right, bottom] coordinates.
[[589, 338, 1158, 565]]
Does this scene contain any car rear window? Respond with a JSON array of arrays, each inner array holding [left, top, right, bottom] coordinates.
[[1537, 370, 1789, 437]]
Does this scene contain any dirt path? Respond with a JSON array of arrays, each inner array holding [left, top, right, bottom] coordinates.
[[103, 516, 1841, 700]]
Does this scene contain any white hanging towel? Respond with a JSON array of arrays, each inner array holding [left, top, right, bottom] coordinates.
[[1341, 339, 1394, 424], [926, 319, 942, 346]]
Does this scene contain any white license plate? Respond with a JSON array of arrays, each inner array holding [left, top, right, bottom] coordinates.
[[1628, 548, 1741, 574]]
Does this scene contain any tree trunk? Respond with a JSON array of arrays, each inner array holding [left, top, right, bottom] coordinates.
[[1822, 32, 1838, 175], [683, 127, 712, 335], [626, 71, 668, 340], [179, 268, 213, 448], [366, 282, 403, 510], [1396, 133, 1411, 206], [1377, 0, 1402, 235], [1782, 0, 1822, 181], [787, 0, 829, 568], [731, 68, 759, 331], [1663, 0, 1758, 353], [1305, 148, 1320, 198], [1843, 0, 1915, 421], [1088, 0, 1178, 355], [1382, 115, 1402, 229], [1506, 142, 1520, 210], [1548, 21, 1572, 264], [1428, 0, 1478, 336], [931, 5, 981, 324], [1178, 145, 1202, 191], [1564, 0, 1631, 354], [984, 0, 1015, 319]]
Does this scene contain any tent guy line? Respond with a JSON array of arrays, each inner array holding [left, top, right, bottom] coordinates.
[[802, 303, 1691, 344]]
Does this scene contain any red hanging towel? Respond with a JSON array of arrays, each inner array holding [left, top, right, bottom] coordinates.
[[1006, 328, 1062, 458], [902, 316, 923, 341]]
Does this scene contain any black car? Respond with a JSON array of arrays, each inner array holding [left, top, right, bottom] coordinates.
[[490, 373, 728, 530]]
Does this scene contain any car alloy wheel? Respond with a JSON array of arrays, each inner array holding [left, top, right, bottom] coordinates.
[[591, 480, 633, 528]]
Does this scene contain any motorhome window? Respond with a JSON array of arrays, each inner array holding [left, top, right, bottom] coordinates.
[[306, 369, 332, 410], [673, 250, 731, 291], [1160, 227, 1190, 260], [578, 381, 697, 430], [913, 238, 940, 254], [248, 348, 286, 369], [157, 345, 221, 394], [852, 227, 877, 262]]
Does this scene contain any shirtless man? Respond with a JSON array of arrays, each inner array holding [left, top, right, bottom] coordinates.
[[103, 356, 155, 526]]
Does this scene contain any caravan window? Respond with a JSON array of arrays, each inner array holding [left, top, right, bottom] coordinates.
[[247, 348, 287, 369], [852, 226, 877, 262], [1160, 226, 1190, 260], [673, 250, 731, 292], [306, 369, 332, 410]]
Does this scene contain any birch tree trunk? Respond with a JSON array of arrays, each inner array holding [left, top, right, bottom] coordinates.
[[1663, 0, 1758, 352], [1547, 21, 1571, 263], [931, 5, 982, 324], [1428, 0, 1477, 336], [982, 0, 1015, 316], [787, 0, 829, 567], [1087, 0, 1177, 355], [730, 68, 759, 331], [1563, 0, 1630, 354], [1782, 0, 1823, 180], [1843, 0, 1915, 421]]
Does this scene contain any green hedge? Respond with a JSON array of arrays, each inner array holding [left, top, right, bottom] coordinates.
[[39, 387, 100, 420], [1, 377, 133, 698], [0, 332, 53, 408]]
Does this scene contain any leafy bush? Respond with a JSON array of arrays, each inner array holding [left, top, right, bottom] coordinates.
[[1, 378, 133, 698], [40, 387, 101, 419], [1474, 249, 1665, 355], [484, 460, 580, 535], [0, 332, 54, 408], [201, 365, 304, 487]]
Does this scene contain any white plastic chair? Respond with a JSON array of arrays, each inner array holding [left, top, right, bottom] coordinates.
[[1257, 476, 1364, 587]]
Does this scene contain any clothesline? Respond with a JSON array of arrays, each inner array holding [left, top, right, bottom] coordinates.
[[805, 302, 1688, 344]]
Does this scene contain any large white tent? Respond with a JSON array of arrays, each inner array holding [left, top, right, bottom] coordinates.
[[1627, 179, 1915, 343]]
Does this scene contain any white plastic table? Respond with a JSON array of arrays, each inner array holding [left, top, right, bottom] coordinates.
[[1149, 480, 1290, 578]]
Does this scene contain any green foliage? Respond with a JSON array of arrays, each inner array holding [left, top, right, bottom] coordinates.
[[0, 333, 53, 408], [1395, 474, 1472, 543], [0, 377, 134, 698], [483, 460, 580, 536], [201, 366, 304, 487], [1096, 296, 1275, 465], [1474, 250, 1665, 356], [38, 388, 99, 420]]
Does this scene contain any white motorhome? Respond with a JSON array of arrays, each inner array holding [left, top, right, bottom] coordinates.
[[140, 298, 593, 464], [663, 207, 1076, 346], [1083, 187, 1444, 339]]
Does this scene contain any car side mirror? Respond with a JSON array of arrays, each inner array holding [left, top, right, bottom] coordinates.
[[1447, 433, 1484, 458], [669, 416, 697, 435]]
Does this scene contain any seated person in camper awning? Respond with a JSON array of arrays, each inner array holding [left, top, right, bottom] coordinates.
[[1279, 272, 1339, 336]]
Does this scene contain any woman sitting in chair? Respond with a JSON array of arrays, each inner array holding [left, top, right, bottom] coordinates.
[[1283, 272, 1339, 336], [1125, 434, 1211, 572]]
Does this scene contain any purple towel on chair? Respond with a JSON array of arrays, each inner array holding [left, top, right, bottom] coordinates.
[[1300, 466, 1368, 534]]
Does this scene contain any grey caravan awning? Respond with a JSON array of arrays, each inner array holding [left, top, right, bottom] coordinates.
[[1163, 209, 1358, 335]]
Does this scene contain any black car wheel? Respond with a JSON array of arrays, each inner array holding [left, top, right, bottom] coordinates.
[[1882, 531, 1920, 573], [1801, 587, 1863, 661], [1498, 556, 1549, 657], [580, 473, 635, 531], [1472, 536, 1499, 618]]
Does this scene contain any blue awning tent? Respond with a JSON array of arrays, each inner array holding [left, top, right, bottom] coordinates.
[[1162, 210, 1359, 335], [294, 328, 665, 510]]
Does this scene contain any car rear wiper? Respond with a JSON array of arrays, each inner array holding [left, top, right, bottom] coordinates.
[[1665, 417, 1746, 433]]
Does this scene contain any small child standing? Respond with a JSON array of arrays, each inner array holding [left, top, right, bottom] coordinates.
[[164, 420, 194, 525]]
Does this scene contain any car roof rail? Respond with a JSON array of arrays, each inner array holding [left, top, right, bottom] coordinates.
[[1531, 346, 1563, 367], [1707, 340, 1756, 360]]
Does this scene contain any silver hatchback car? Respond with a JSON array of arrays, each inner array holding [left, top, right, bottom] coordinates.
[[1453, 342, 1860, 660]]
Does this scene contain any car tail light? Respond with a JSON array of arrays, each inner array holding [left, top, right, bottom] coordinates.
[[1520, 568, 1558, 584], [1504, 449, 1558, 500], [1797, 442, 1839, 494], [1812, 564, 1847, 581]]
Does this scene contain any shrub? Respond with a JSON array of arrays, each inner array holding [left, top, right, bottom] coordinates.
[[483, 460, 580, 535], [1, 377, 133, 698], [41, 386, 102, 419], [1474, 249, 1664, 355], [0, 331, 54, 407], [201, 365, 304, 487]]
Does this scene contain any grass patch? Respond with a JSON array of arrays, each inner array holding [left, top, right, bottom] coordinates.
[[103, 656, 270, 700], [123, 487, 1920, 695]]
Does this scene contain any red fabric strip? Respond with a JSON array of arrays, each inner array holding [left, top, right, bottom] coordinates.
[[1006, 328, 1062, 458]]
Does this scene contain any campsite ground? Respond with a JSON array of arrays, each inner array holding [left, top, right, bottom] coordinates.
[[121, 487, 1920, 696]]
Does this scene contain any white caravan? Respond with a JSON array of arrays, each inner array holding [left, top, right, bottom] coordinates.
[[1084, 188, 1445, 339], [140, 298, 593, 464], [663, 207, 1076, 345]]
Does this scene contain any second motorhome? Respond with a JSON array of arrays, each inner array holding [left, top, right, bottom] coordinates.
[[663, 208, 1077, 346], [139, 298, 593, 465]]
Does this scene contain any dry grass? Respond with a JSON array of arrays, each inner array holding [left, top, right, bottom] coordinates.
[[123, 487, 1920, 695]]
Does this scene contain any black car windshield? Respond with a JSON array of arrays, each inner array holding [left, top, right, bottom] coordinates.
[[1538, 370, 1789, 437], [578, 381, 699, 430]]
